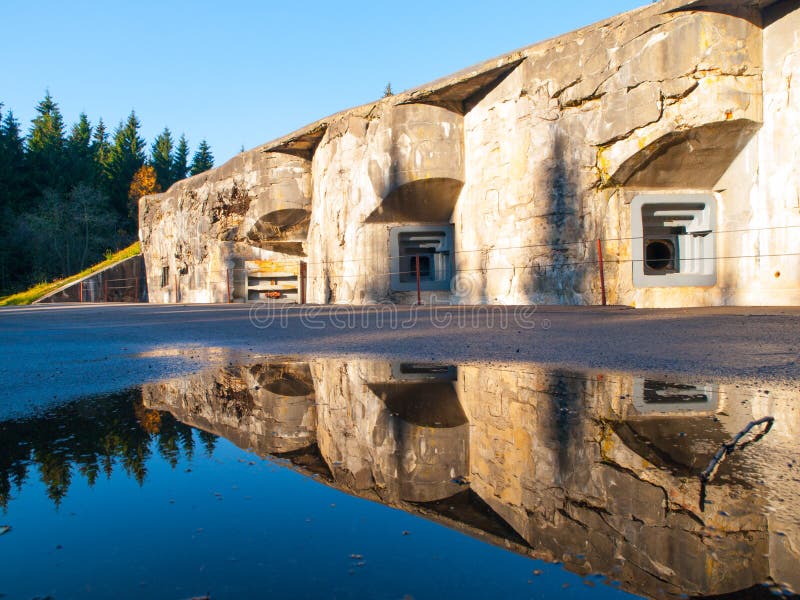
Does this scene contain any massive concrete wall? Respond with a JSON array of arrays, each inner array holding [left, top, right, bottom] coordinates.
[[140, 0, 800, 307], [144, 358, 800, 598]]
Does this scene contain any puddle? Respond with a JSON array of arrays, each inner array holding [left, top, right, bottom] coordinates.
[[1, 358, 798, 599]]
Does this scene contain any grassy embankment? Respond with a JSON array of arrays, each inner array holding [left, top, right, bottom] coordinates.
[[0, 242, 141, 306]]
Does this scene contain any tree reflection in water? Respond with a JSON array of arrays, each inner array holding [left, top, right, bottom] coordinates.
[[0, 390, 215, 509]]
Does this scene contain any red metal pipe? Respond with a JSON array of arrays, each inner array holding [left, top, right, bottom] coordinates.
[[300, 261, 307, 305], [415, 255, 422, 306], [79, 281, 83, 303], [597, 239, 607, 306]]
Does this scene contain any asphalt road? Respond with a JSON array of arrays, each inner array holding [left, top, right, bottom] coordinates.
[[1, 303, 798, 416]]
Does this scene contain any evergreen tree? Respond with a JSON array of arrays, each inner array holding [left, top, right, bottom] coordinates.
[[0, 106, 27, 212], [106, 111, 146, 218], [189, 139, 214, 176], [91, 118, 111, 190], [27, 91, 66, 192], [150, 128, 174, 190], [66, 113, 94, 187], [383, 82, 394, 97], [0, 106, 29, 292], [172, 134, 190, 182]]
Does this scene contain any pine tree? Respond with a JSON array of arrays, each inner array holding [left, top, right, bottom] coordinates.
[[383, 82, 393, 97], [66, 113, 94, 187], [27, 91, 66, 192], [189, 139, 214, 176], [171, 134, 190, 182], [106, 111, 146, 218], [150, 128, 174, 190]]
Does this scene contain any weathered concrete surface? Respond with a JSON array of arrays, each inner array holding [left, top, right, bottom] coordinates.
[[36, 255, 146, 303], [144, 357, 800, 599], [140, 0, 800, 308], [139, 151, 311, 303]]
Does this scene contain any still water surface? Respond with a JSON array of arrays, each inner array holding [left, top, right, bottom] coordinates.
[[1, 357, 798, 599]]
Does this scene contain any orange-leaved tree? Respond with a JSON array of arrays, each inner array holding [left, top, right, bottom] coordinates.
[[128, 164, 161, 219]]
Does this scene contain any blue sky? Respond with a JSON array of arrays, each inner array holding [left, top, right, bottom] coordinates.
[[1, 0, 644, 165]]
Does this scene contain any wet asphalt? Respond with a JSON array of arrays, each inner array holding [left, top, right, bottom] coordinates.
[[1, 303, 798, 416]]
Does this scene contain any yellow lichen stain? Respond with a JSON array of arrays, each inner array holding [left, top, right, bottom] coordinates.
[[599, 425, 616, 460], [596, 146, 612, 182]]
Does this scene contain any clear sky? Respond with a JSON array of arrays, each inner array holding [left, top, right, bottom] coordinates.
[[1, 0, 645, 165]]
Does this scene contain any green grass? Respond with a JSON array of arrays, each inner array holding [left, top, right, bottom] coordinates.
[[0, 242, 141, 306]]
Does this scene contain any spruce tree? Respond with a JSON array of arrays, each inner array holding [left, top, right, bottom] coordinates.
[[91, 118, 111, 190], [189, 139, 214, 176], [106, 111, 146, 218], [150, 128, 174, 190], [0, 107, 27, 212], [66, 113, 94, 187], [172, 134, 190, 182], [27, 91, 66, 192]]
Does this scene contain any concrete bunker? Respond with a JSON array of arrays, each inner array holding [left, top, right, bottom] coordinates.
[[139, 0, 800, 308]]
